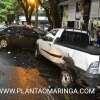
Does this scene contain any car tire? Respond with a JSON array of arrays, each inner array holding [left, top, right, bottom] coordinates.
[[61, 70, 74, 87], [0, 39, 8, 48], [60, 57, 76, 87]]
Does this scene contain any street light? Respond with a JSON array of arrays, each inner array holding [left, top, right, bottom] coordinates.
[[29, 0, 35, 3], [28, 0, 39, 27], [28, 0, 35, 5]]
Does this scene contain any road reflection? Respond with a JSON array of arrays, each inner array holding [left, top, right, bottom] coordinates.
[[8, 67, 47, 88]]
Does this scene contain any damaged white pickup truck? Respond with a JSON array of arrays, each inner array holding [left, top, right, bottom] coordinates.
[[35, 28, 100, 89]]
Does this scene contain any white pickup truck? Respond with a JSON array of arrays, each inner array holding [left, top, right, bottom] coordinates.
[[35, 28, 100, 89]]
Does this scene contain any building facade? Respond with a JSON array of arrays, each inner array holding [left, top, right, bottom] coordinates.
[[90, 0, 100, 19], [89, 0, 100, 39], [89, 0, 100, 27], [59, 0, 91, 30]]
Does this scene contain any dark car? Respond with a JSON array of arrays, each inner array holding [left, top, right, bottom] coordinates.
[[0, 25, 44, 49], [0, 25, 7, 32]]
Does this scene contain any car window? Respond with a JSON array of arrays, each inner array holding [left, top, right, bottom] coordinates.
[[56, 30, 89, 47], [15, 27, 22, 33], [3, 27, 16, 34], [22, 27, 33, 35]]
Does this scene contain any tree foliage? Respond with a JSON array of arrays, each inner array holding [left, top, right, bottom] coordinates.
[[0, 0, 62, 27], [17, 0, 40, 25], [0, 0, 17, 22]]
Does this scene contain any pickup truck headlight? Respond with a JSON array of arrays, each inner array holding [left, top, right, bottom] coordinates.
[[87, 61, 99, 74]]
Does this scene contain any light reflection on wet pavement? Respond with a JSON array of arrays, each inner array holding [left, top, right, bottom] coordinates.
[[0, 49, 98, 100]]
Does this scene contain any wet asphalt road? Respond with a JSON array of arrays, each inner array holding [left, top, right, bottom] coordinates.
[[0, 49, 98, 100]]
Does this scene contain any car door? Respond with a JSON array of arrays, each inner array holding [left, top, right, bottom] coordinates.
[[2, 27, 19, 47], [39, 29, 59, 60], [18, 27, 38, 48], [39, 35, 53, 59], [23, 30, 39, 48], [16, 27, 29, 48], [54, 30, 73, 59]]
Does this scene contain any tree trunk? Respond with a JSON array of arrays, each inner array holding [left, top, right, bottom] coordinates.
[[45, 8, 53, 29], [25, 12, 32, 25], [49, 0, 62, 28], [26, 18, 32, 25]]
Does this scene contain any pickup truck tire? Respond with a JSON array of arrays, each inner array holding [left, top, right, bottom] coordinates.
[[60, 57, 76, 87], [61, 70, 74, 87]]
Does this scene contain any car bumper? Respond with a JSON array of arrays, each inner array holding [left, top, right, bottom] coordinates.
[[78, 71, 100, 89]]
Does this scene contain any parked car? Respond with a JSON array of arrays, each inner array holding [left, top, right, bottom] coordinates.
[[35, 28, 100, 89], [0, 25, 7, 32], [0, 25, 45, 49]]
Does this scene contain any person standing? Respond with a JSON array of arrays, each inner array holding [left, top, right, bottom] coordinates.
[[96, 27, 100, 47]]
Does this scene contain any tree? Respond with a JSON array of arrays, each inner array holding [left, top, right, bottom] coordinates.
[[40, 0, 62, 29], [48, 0, 62, 28], [0, 0, 17, 23], [40, 0, 53, 29], [17, 0, 40, 25]]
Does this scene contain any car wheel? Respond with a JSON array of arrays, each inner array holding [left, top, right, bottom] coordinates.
[[0, 39, 8, 48], [61, 71, 73, 87]]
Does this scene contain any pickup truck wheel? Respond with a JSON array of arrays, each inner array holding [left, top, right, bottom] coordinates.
[[61, 71, 73, 87], [0, 39, 8, 48]]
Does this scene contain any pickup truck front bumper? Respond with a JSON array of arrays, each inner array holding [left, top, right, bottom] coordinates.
[[55, 57, 100, 90], [77, 71, 100, 90], [58, 62, 100, 90]]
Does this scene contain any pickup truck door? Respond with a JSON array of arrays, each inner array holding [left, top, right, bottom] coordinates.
[[40, 29, 64, 61], [39, 33, 54, 59]]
